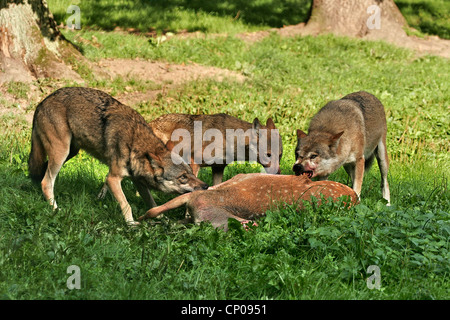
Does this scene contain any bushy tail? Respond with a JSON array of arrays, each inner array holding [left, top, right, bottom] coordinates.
[[28, 129, 47, 183]]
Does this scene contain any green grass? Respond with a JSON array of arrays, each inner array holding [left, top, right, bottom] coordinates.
[[49, 0, 311, 34], [0, 1, 449, 300], [0, 124, 448, 299], [396, 0, 450, 39], [63, 31, 449, 165], [48, 0, 450, 39]]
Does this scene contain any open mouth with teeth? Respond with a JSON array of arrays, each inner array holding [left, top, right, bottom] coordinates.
[[293, 168, 314, 178], [303, 171, 313, 178]]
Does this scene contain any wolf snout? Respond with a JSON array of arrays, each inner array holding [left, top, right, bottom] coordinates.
[[292, 163, 304, 176], [195, 182, 209, 190], [201, 183, 209, 190]]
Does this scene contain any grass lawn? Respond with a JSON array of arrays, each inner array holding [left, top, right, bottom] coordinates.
[[48, 0, 312, 33], [396, 0, 450, 39], [0, 1, 448, 300], [48, 0, 450, 39]]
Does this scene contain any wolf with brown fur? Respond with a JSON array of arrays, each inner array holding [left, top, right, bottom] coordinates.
[[149, 113, 283, 185], [138, 173, 359, 231], [28, 87, 208, 225], [292, 91, 390, 205]]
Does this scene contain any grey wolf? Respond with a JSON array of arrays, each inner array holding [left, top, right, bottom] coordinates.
[[292, 91, 390, 204], [138, 173, 359, 231], [149, 113, 283, 185], [28, 87, 208, 225]]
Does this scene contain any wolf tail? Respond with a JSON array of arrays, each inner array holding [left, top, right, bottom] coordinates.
[[138, 192, 192, 221], [28, 127, 47, 183]]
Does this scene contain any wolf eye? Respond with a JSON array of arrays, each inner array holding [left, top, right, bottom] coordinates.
[[178, 174, 188, 183], [310, 154, 318, 160]]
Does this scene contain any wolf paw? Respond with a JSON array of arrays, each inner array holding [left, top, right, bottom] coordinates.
[[97, 185, 109, 199]]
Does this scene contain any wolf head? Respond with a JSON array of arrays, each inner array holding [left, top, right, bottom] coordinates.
[[135, 149, 208, 194], [292, 129, 343, 178], [252, 118, 283, 174]]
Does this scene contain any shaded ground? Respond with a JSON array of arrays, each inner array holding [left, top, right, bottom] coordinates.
[[1, 20, 448, 125], [227, 23, 449, 58], [0, 58, 246, 124]]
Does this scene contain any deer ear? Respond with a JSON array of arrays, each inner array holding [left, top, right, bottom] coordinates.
[[296, 129, 307, 139], [266, 118, 275, 129]]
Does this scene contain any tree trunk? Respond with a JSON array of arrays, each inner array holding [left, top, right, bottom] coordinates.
[[0, 0, 82, 83], [304, 0, 408, 41]]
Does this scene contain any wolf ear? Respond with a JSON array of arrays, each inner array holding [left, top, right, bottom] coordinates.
[[252, 118, 262, 131], [146, 153, 162, 166], [146, 153, 164, 175], [329, 131, 344, 149], [296, 129, 307, 139], [332, 131, 344, 141], [165, 140, 175, 151], [252, 118, 262, 136], [266, 118, 276, 129]]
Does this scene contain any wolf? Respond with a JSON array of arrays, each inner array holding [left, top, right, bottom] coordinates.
[[149, 113, 283, 185], [28, 87, 208, 225], [292, 91, 390, 205], [138, 173, 359, 231]]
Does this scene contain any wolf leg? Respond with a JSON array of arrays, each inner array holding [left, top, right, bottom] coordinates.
[[351, 157, 365, 200], [41, 139, 72, 210], [106, 173, 137, 226], [211, 165, 225, 185], [131, 177, 157, 208], [376, 138, 391, 205]]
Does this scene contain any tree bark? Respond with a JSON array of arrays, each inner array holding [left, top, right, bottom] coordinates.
[[0, 0, 82, 83], [304, 0, 408, 41]]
